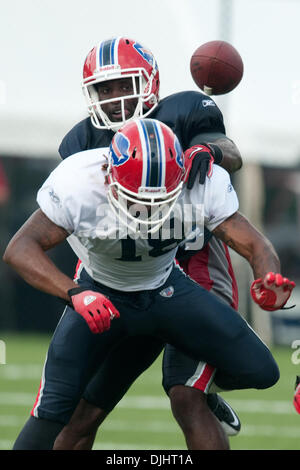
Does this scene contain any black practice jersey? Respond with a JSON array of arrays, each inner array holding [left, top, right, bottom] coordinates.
[[59, 91, 226, 159]]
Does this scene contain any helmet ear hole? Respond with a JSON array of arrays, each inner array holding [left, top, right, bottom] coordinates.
[[169, 149, 174, 159], [89, 86, 99, 102], [132, 148, 137, 159]]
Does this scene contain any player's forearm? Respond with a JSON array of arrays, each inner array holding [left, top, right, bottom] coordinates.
[[248, 239, 280, 280], [239, 231, 280, 279], [212, 137, 242, 174], [3, 236, 77, 301], [3, 209, 77, 301], [212, 212, 280, 279]]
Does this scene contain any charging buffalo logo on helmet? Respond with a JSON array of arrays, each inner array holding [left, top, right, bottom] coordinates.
[[110, 132, 131, 167], [82, 37, 160, 131], [107, 119, 185, 234]]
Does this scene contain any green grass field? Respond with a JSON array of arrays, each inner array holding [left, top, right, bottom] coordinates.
[[0, 333, 299, 450]]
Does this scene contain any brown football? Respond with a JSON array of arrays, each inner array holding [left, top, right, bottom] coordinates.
[[190, 40, 244, 95]]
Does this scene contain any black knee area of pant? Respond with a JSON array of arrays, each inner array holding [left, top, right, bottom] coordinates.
[[241, 351, 280, 390], [12, 416, 64, 450], [215, 354, 280, 391], [253, 358, 280, 389]]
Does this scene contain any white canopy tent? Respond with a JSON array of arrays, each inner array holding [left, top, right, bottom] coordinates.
[[0, 0, 299, 164]]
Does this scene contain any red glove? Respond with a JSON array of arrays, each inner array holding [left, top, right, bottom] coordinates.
[[250, 272, 295, 311], [184, 144, 223, 188], [293, 376, 300, 414], [68, 287, 120, 334]]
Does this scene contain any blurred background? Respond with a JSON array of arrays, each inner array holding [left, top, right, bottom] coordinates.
[[0, 0, 300, 450]]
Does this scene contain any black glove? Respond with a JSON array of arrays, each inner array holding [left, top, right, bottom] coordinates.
[[184, 143, 223, 188]]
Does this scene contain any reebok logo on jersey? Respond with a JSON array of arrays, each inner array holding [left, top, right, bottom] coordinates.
[[49, 189, 60, 205], [83, 295, 97, 306], [202, 100, 215, 107], [159, 286, 174, 298]]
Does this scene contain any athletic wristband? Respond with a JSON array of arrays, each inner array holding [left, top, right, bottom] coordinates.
[[206, 143, 223, 165], [67, 286, 90, 305], [68, 287, 89, 298], [57, 287, 93, 308]]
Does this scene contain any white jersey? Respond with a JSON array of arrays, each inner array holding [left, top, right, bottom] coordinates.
[[37, 148, 239, 291]]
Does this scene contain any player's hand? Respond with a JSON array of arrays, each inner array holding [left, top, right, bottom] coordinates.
[[293, 376, 300, 414], [184, 144, 223, 188], [68, 287, 120, 334], [250, 272, 295, 311]]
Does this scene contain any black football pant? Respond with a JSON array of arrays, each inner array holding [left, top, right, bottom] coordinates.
[[28, 265, 279, 426]]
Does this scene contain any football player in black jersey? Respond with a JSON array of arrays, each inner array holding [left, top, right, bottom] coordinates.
[[13, 37, 247, 450]]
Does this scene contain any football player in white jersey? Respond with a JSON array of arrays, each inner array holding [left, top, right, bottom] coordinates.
[[55, 37, 244, 450], [4, 119, 295, 450]]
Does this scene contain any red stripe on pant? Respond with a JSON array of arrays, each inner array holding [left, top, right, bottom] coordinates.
[[74, 259, 82, 281], [31, 379, 42, 417], [193, 364, 216, 392]]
